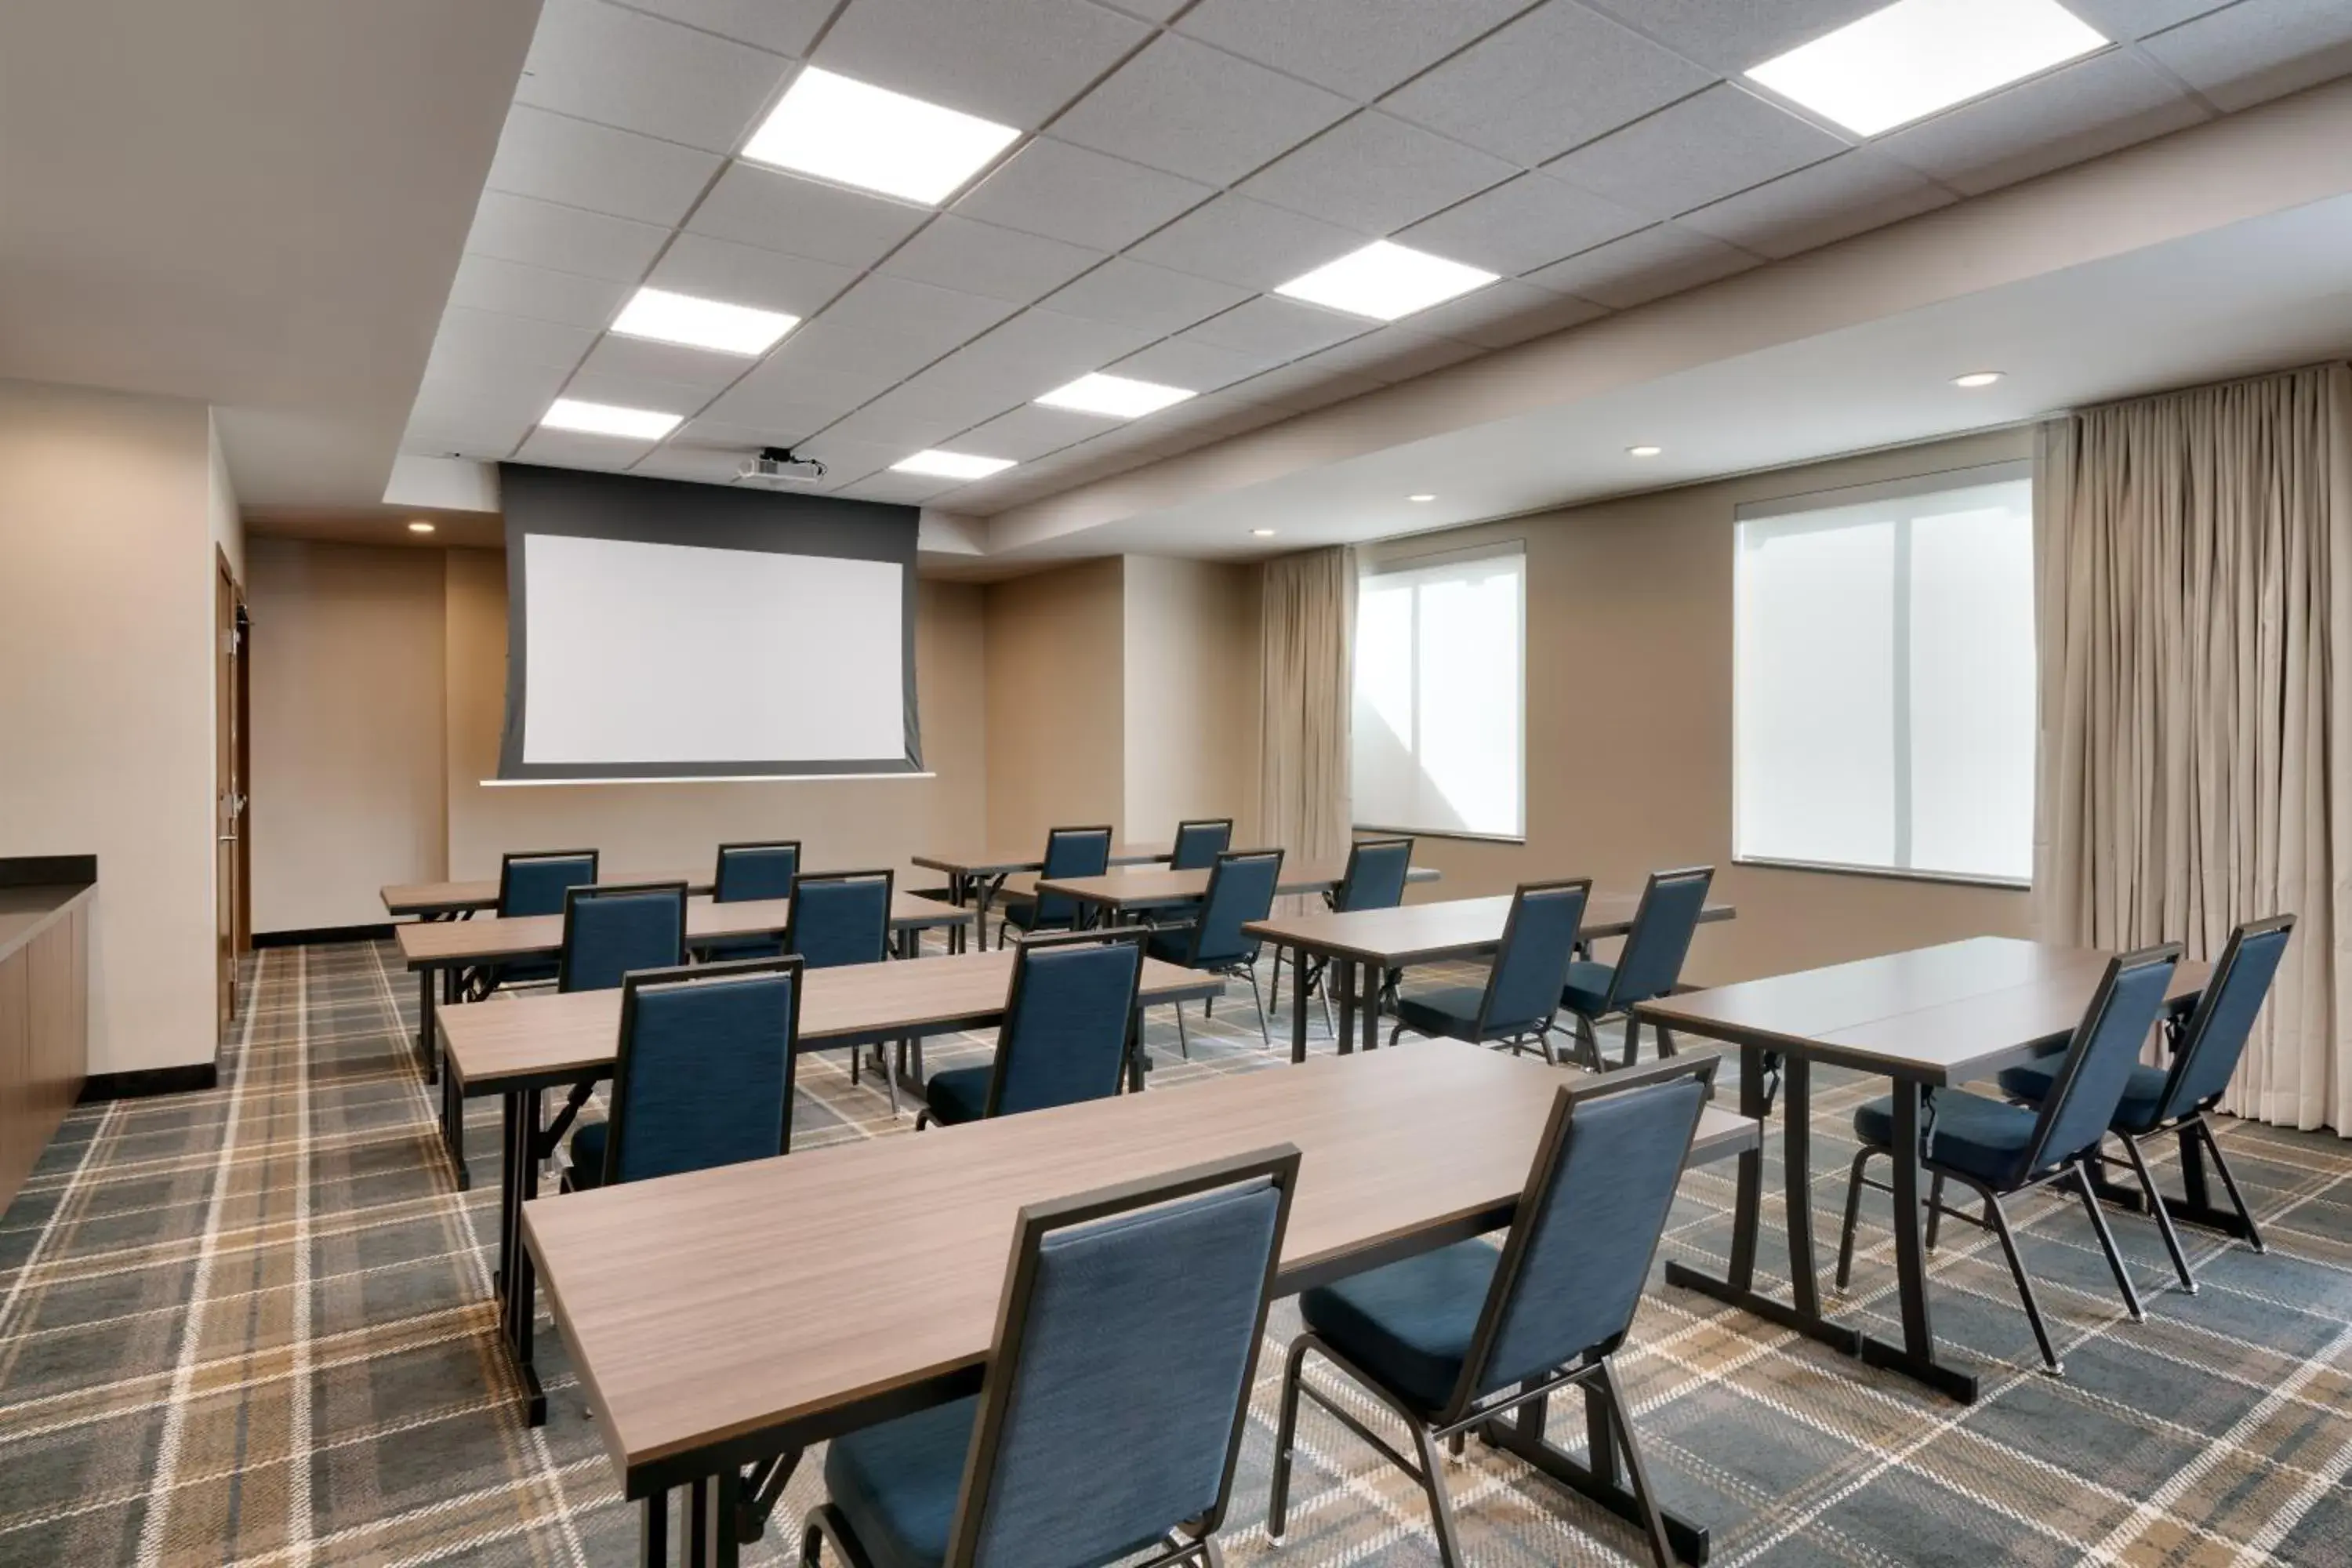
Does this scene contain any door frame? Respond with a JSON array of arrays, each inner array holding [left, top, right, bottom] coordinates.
[[216, 549, 249, 1036]]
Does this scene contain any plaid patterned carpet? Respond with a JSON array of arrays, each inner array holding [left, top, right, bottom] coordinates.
[[0, 938, 2347, 1566]]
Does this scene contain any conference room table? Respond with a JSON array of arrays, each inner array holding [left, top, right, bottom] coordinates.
[[522, 1041, 1760, 1566], [381, 869, 715, 921], [1245, 891, 1737, 1062], [445, 945, 1224, 1428], [1029, 857, 1443, 924], [1635, 937, 2210, 1403], [909, 842, 1171, 949]]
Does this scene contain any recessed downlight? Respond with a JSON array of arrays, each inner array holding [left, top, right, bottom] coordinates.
[[407, 520, 436, 534], [1035, 373, 1196, 419], [1252, 528, 1277, 537], [1746, 0, 2106, 138], [1408, 493, 1436, 503], [612, 286, 799, 356], [1628, 445, 1663, 458], [541, 398, 683, 440], [1952, 371, 2005, 388], [742, 67, 1020, 205], [892, 449, 1016, 481], [1276, 241, 1497, 322]]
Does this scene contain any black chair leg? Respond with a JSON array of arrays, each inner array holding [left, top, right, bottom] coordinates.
[[1595, 1356, 1675, 1568], [1924, 1173, 1946, 1252], [1835, 1147, 1876, 1290], [1246, 965, 1272, 1049], [2119, 1133, 2198, 1294], [1573, 1015, 1603, 1073], [1174, 1000, 1189, 1058], [2071, 1162, 2146, 1322], [1977, 1179, 2063, 1374], [1410, 1422, 1466, 1568], [2195, 1116, 2267, 1254], [1266, 1337, 1312, 1543], [1620, 1014, 1641, 1070]]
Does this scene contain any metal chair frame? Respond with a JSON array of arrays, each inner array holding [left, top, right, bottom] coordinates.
[[1387, 879, 1592, 1065]]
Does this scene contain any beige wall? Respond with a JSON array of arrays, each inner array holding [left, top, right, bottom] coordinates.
[[1122, 555, 1261, 845], [982, 557, 1126, 848], [245, 539, 447, 931], [1359, 427, 2038, 985], [0, 380, 220, 1074]]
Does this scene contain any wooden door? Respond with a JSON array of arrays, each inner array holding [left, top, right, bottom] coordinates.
[[216, 551, 248, 1036]]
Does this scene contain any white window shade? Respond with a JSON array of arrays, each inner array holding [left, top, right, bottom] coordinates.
[[1734, 464, 2035, 884], [1352, 545, 1526, 838]]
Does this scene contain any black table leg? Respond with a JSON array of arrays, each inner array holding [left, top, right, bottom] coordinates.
[[1857, 1082, 1978, 1403], [641, 1491, 669, 1567], [1359, 960, 1377, 1054], [1290, 944, 1310, 1065], [688, 1468, 742, 1567], [1481, 1385, 1711, 1564], [498, 1087, 546, 1425], [441, 1066, 470, 1189], [417, 968, 437, 1081], [1335, 959, 1357, 1055]]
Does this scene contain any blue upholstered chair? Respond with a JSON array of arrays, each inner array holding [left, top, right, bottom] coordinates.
[[919, 930, 1147, 1128], [699, 839, 802, 960], [1269, 1056, 1718, 1568], [786, 869, 898, 1105], [1559, 866, 1713, 1072], [803, 1146, 1301, 1568], [565, 956, 801, 1192], [1270, 836, 1414, 1032], [995, 826, 1112, 943], [1168, 818, 1233, 871], [1149, 849, 1283, 1054], [1835, 943, 2182, 1374], [1998, 914, 2292, 1290], [1388, 880, 1589, 1065], [468, 848, 599, 996], [557, 882, 688, 993]]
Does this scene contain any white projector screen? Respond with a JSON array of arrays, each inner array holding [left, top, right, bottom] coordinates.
[[498, 464, 923, 781]]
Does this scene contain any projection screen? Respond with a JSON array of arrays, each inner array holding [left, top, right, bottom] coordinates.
[[496, 463, 924, 781]]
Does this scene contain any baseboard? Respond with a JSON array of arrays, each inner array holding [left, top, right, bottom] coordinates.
[[79, 1062, 218, 1103], [254, 923, 396, 949]]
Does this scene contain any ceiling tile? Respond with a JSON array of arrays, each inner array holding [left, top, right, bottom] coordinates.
[[1581, 0, 1887, 75], [708, 321, 939, 417], [561, 365, 722, 416], [1289, 326, 1485, 383], [688, 164, 932, 268], [1382, 2, 1715, 165], [622, 0, 829, 55], [1094, 0, 1189, 20], [953, 403, 1123, 461], [402, 410, 532, 460], [485, 104, 724, 226], [447, 252, 630, 330], [573, 331, 753, 393], [1403, 278, 1610, 347], [1545, 83, 1848, 220], [1874, 51, 2208, 197], [814, 0, 1151, 127], [465, 191, 672, 284], [951, 138, 1215, 252], [1679, 147, 1954, 257], [430, 306, 599, 372], [1127, 194, 1369, 290], [1040, 259, 1255, 336], [1176, 0, 1534, 100], [880, 216, 1107, 306], [417, 353, 574, 412], [1521, 221, 1759, 307], [814, 274, 1021, 356], [1221, 361, 1389, 412], [1051, 34, 1356, 185], [677, 414, 851, 450], [644, 233, 857, 318], [915, 310, 1163, 397], [834, 471, 963, 505], [818, 390, 996, 454], [1396, 171, 1648, 277], [514, 427, 659, 470], [2061, 0, 2236, 40], [1109, 336, 1287, 391], [1181, 296, 1375, 361], [1239, 111, 1519, 234], [631, 446, 758, 485], [791, 437, 906, 488], [2140, 0, 2352, 114], [517, 0, 788, 152]]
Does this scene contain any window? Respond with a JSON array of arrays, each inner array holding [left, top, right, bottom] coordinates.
[[1352, 544, 1525, 839], [1734, 463, 2035, 884]]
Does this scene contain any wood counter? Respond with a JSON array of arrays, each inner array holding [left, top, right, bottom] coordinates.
[[0, 882, 93, 1209]]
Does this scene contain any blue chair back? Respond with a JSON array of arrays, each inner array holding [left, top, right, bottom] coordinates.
[[714, 840, 800, 903], [1333, 837, 1414, 913], [1459, 1057, 1715, 1409], [786, 870, 893, 969], [557, 883, 687, 993], [989, 932, 1147, 1117], [949, 1148, 1301, 1567], [1033, 826, 1113, 927], [1185, 850, 1283, 969], [499, 850, 598, 918], [1605, 866, 1714, 1010], [2155, 915, 2293, 1126], [1478, 880, 1590, 1036], [1170, 818, 1234, 871], [603, 958, 801, 1184], [2017, 944, 2182, 1177]]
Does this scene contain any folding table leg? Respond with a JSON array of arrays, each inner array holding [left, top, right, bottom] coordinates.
[[1857, 1082, 1979, 1403], [1290, 945, 1311, 1065]]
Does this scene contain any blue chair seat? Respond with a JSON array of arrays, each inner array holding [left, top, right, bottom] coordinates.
[[922, 1065, 992, 1127], [699, 936, 784, 961], [495, 956, 561, 989], [1146, 924, 1196, 964], [1390, 985, 1488, 1043], [1853, 1087, 2038, 1185], [997, 894, 1074, 935], [822, 1394, 976, 1568], [1300, 1240, 1497, 1414], [568, 1121, 608, 1190], [1560, 960, 1615, 1018], [1997, 1056, 2169, 1133]]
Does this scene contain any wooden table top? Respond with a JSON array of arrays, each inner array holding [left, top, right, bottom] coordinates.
[[911, 844, 1170, 877], [1244, 891, 1737, 967], [1029, 860, 1442, 909], [522, 1040, 1757, 1494], [382, 870, 714, 917], [1635, 937, 2212, 1085], [443, 949, 1225, 1092], [396, 893, 968, 970]]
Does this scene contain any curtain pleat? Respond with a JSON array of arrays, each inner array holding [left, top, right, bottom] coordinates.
[[2036, 363, 2352, 1133], [1258, 547, 1352, 904]]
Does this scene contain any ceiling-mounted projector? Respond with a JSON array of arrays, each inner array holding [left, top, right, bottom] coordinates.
[[736, 445, 827, 485]]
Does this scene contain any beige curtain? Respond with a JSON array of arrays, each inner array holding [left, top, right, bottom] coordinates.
[[2035, 363, 2352, 1133], [1259, 546, 1352, 884]]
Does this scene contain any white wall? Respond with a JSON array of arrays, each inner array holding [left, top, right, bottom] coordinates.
[[1122, 556, 1261, 844], [0, 380, 220, 1074]]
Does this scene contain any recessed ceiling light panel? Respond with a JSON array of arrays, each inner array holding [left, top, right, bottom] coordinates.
[[1035, 373, 1197, 419], [1746, 0, 2106, 137], [1952, 371, 2005, 388], [1276, 241, 1497, 322], [1408, 493, 1436, 503], [612, 286, 799, 356], [1628, 445, 1663, 458], [407, 520, 436, 534], [892, 449, 1016, 480], [541, 398, 683, 440], [742, 66, 1020, 205], [1252, 528, 1277, 537]]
